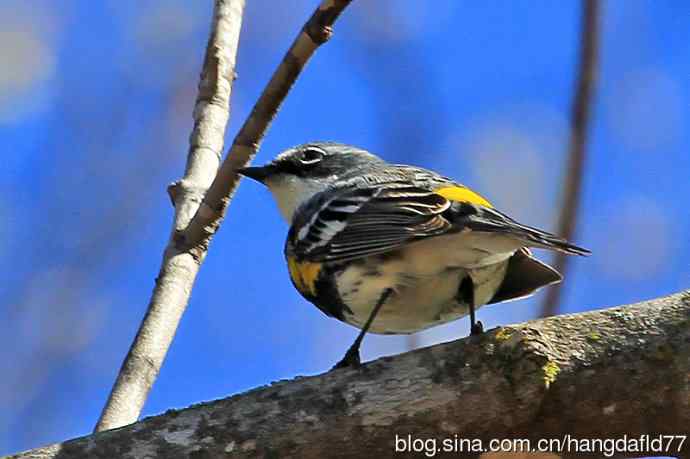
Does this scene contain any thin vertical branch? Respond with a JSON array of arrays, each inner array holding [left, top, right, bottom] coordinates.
[[540, 0, 599, 318], [406, 334, 420, 353], [94, 0, 246, 431], [95, 0, 355, 432]]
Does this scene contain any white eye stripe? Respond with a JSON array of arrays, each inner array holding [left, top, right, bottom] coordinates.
[[299, 147, 326, 164]]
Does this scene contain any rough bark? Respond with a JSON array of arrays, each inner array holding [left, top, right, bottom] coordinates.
[[540, 0, 599, 318], [13, 290, 689, 459], [94, 0, 246, 432]]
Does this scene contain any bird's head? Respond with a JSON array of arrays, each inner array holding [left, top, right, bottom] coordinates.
[[239, 142, 384, 222]]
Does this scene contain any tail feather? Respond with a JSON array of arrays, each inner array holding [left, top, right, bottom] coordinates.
[[489, 248, 562, 304], [464, 206, 591, 256], [515, 223, 591, 256]]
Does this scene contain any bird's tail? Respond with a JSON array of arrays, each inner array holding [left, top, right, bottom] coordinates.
[[466, 207, 591, 256]]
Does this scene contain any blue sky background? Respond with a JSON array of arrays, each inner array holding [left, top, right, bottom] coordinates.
[[1, 0, 688, 455]]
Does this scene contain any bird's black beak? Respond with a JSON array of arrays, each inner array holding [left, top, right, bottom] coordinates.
[[238, 164, 276, 183]]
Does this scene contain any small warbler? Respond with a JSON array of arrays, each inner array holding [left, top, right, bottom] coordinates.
[[239, 142, 589, 368]]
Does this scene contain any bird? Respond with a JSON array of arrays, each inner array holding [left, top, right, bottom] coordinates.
[[238, 142, 590, 368]]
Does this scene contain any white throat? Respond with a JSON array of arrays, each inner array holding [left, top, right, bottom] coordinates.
[[265, 174, 330, 223]]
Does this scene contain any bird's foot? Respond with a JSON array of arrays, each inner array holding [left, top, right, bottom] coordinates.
[[470, 320, 484, 336], [332, 347, 361, 369]]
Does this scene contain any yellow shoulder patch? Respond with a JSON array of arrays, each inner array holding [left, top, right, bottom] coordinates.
[[287, 257, 322, 296], [435, 186, 492, 208]]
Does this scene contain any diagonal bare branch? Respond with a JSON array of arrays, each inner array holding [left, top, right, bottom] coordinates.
[[94, 0, 246, 432], [95, 0, 355, 432], [179, 0, 353, 257], [540, 0, 599, 318]]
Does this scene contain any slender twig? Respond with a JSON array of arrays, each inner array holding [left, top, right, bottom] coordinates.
[[540, 0, 599, 318], [94, 0, 246, 431], [95, 0, 355, 431], [179, 0, 354, 257], [406, 334, 420, 353], [15, 291, 690, 459]]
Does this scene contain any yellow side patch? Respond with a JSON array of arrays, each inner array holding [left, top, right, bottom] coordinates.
[[435, 186, 492, 208], [287, 257, 322, 296]]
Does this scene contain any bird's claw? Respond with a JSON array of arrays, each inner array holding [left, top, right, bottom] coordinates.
[[333, 347, 361, 369], [470, 320, 484, 336]]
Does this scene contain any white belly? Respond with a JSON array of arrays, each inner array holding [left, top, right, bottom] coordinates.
[[334, 231, 518, 334]]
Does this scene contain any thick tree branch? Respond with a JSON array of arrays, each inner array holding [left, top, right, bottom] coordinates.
[[14, 291, 689, 459], [94, 0, 246, 432], [540, 0, 599, 318]]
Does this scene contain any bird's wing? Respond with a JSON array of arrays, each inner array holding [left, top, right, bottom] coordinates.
[[286, 181, 450, 262], [287, 166, 482, 262], [287, 169, 589, 263]]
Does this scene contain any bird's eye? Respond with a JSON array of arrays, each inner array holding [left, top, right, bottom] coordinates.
[[299, 147, 325, 165]]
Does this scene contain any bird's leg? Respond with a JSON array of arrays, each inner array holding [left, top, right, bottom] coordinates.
[[458, 275, 483, 336], [468, 299, 484, 336], [333, 288, 393, 369]]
